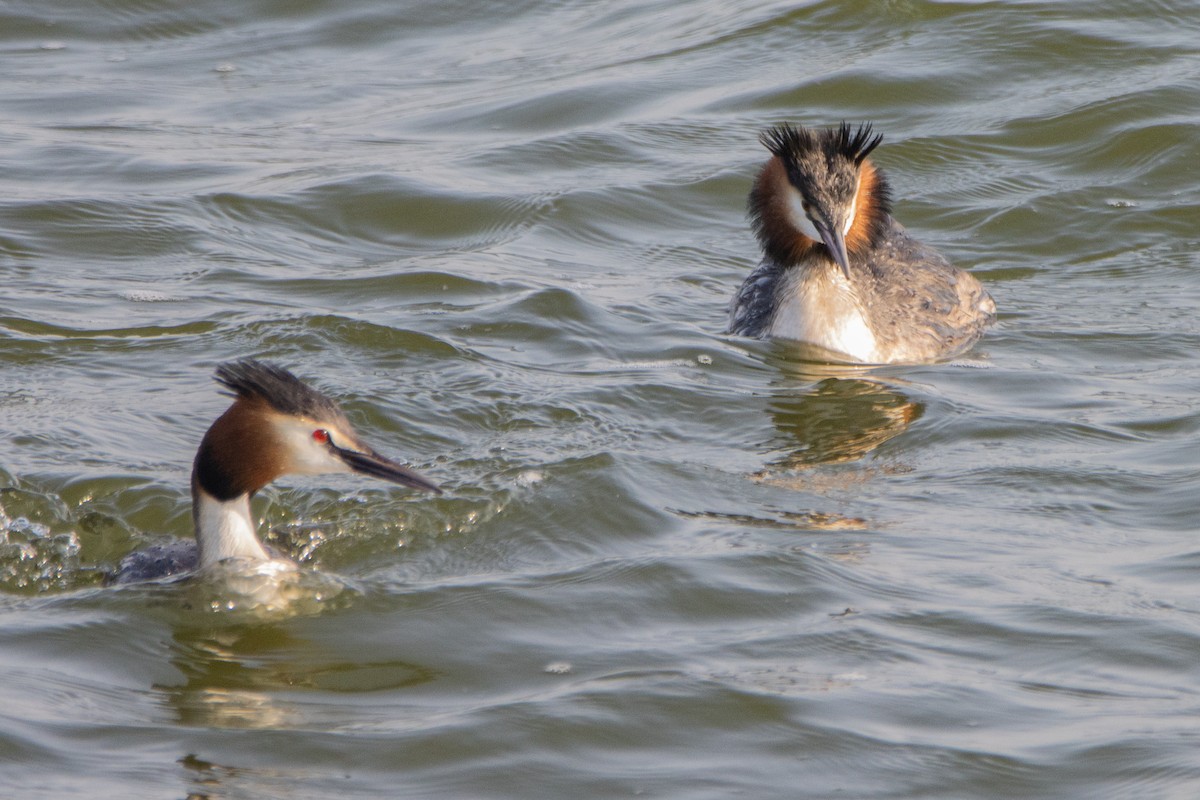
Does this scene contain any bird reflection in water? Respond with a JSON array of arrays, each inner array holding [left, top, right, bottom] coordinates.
[[160, 625, 435, 730], [160, 623, 436, 797], [681, 349, 922, 541], [757, 352, 923, 478]]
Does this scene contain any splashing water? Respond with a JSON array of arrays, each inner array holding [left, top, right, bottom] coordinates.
[[0, 504, 84, 593]]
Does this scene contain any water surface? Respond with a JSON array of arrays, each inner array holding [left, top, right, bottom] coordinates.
[[3, 0, 1200, 797]]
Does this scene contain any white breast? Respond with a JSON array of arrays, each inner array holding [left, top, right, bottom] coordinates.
[[767, 268, 879, 363]]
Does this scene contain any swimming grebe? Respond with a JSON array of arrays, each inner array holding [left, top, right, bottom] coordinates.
[[113, 359, 441, 583], [728, 122, 995, 364]]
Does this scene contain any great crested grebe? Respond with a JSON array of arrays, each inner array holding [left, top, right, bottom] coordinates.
[[728, 122, 995, 364], [113, 359, 440, 584]]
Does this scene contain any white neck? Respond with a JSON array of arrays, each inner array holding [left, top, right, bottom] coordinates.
[[193, 488, 271, 568]]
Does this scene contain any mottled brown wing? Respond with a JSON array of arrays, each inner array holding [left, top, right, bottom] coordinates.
[[862, 222, 995, 362]]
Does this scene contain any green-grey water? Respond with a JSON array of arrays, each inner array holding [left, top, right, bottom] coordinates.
[[3, 0, 1200, 797]]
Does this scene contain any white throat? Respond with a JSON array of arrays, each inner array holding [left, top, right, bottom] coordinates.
[[193, 488, 271, 568]]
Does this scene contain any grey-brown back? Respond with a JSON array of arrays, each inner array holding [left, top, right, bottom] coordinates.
[[858, 219, 995, 362]]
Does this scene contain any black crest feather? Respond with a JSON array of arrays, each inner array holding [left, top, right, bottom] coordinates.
[[214, 359, 346, 423], [837, 121, 884, 165], [760, 122, 882, 167]]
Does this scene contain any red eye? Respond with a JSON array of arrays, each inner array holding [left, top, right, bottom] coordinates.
[[312, 429, 330, 443]]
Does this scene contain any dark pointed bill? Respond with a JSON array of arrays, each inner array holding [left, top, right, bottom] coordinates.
[[335, 446, 443, 494], [815, 218, 852, 281]]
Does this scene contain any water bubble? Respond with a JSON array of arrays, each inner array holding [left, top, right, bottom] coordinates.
[[516, 470, 544, 488], [543, 661, 572, 674], [0, 514, 82, 592], [10, 516, 51, 537]]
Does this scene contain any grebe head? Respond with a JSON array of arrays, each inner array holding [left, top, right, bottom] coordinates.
[[750, 122, 892, 278], [112, 360, 441, 580], [187, 359, 440, 568], [194, 359, 442, 501]]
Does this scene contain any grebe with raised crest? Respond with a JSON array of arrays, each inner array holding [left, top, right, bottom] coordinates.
[[729, 122, 995, 364]]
